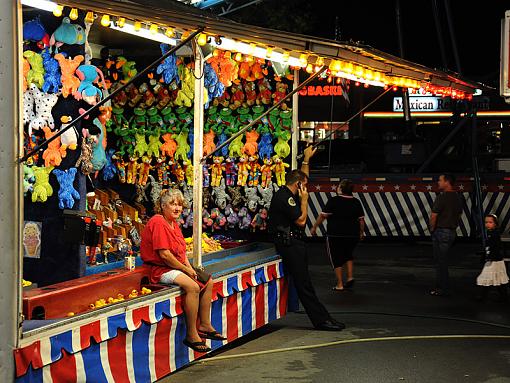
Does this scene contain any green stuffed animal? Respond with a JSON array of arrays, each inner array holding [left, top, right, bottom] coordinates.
[[146, 128, 162, 158], [130, 107, 147, 133], [31, 166, 54, 203], [268, 108, 282, 131], [133, 132, 148, 158], [176, 106, 193, 133], [274, 127, 291, 159], [112, 106, 130, 135], [161, 106, 179, 134], [174, 130, 190, 161], [147, 107, 164, 133], [23, 51, 45, 89], [174, 64, 194, 107], [121, 59, 137, 84]]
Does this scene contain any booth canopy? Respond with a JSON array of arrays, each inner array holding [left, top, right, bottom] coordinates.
[[30, 0, 480, 96]]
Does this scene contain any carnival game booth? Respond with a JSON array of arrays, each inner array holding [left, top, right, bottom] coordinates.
[[3, 0, 480, 381]]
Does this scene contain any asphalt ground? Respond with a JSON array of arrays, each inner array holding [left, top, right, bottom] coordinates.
[[160, 240, 510, 383]]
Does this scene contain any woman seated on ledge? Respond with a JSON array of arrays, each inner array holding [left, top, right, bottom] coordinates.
[[140, 188, 225, 353]]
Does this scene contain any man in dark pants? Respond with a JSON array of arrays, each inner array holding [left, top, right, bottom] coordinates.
[[429, 174, 463, 296], [268, 147, 344, 331]]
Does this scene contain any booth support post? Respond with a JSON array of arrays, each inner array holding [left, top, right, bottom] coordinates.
[[0, 0, 23, 379], [291, 69, 299, 169], [192, 40, 205, 267]]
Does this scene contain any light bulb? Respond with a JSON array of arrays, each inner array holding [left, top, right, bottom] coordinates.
[[299, 53, 308, 67], [197, 33, 208, 46], [249, 43, 256, 55], [266, 47, 273, 59], [69, 8, 79, 20], [116, 17, 126, 28], [330, 60, 341, 72], [101, 14, 111, 27], [165, 27, 175, 38], [315, 56, 324, 66], [134, 21, 142, 31], [53, 5, 63, 17], [181, 31, 190, 40], [84, 11, 94, 24], [344, 62, 354, 73], [282, 51, 290, 62], [306, 64, 313, 73], [234, 52, 243, 62], [150, 24, 158, 34]]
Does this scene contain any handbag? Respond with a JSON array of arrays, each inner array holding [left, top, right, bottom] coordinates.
[[192, 265, 212, 285]]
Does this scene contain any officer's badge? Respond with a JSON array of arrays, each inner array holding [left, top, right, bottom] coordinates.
[[288, 197, 296, 206]]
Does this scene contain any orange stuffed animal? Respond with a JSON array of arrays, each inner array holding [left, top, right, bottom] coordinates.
[[54, 54, 84, 98], [42, 126, 65, 167], [203, 130, 216, 156], [243, 129, 259, 156], [160, 133, 177, 158]]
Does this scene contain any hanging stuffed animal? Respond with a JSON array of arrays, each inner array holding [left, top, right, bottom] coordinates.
[[274, 128, 291, 159], [258, 131, 273, 160], [31, 166, 54, 203], [146, 107, 163, 133], [212, 178, 231, 209], [23, 165, 35, 196], [155, 158, 169, 186], [23, 16, 50, 49], [258, 183, 278, 209], [260, 157, 274, 188], [273, 155, 290, 186], [244, 81, 257, 106], [237, 154, 250, 186], [243, 129, 259, 156], [256, 77, 272, 105], [203, 62, 224, 100], [114, 156, 127, 183], [174, 64, 194, 107], [148, 175, 162, 206], [42, 126, 65, 167], [203, 129, 216, 157], [157, 44, 179, 85], [41, 49, 61, 93], [171, 161, 185, 185], [228, 186, 244, 208], [23, 87, 36, 126], [209, 156, 225, 187], [182, 182, 193, 207], [139, 83, 156, 109], [75, 64, 107, 103], [146, 128, 162, 158], [207, 50, 238, 87], [59, 115, 79, 152], [229, 82, 245, 110], [50, 17, 85, 49], [203, 164, 210, 188], [133, 132, 148, 158], [23, 51, 45, 89], [75, 129, 94, 175], [91, 119, 107, 171], [174, 130, 190, 162], [224, 204, 239, 229], [203, 209, 213, 229], [138, 156, 151, 186], [228, 134, 244, 158], [134, 183, 149, 204], [224, 156, 237, 186], [248, 154, 261, 187], [55, 54, 84, 98], [53, 168, 80, 209], [120, 58, 137, 84], [183, 159, 193, 186], [211, 208, 227, 231], [160, 132, 177, 159], [102, 148, 117, 181], [249, 58, 267, 81], [28, 84, 59, 135], [237, 207, 252, 230], [126, 157, 138, 184], [251, 208, 268, 231], [244, 185, 262, 212], [272, 82, 289, 108], [238, 60, 252, 81]]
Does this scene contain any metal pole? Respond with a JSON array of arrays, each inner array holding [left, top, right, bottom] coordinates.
[[192, 40, 205, 268], [0, 0, 23, 379], [444, 0, 462, 74], [203, 66, 327, 162], [431, 0, 449, 69], [18, 28, 204, 164], [471, 109, 485, 247], [291, 69, 299, 170], [327, 90, 334, 175], [395, 0, 413, 133], [416, 117, 468, 173]]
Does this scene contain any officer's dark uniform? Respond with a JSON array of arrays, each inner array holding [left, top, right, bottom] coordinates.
[[268, 185, 333, 328]]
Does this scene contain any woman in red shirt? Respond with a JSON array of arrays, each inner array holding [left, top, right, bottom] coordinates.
[[141, 189, 225, 353]]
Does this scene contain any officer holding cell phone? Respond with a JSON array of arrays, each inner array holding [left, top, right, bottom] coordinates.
[[268, 146, 345, 332]]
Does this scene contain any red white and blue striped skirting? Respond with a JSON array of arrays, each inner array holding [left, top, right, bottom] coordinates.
[[15, 260, 288, 382]]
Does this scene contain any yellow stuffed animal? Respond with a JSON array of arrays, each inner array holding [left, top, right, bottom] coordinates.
[[31, 166, 54, 202]]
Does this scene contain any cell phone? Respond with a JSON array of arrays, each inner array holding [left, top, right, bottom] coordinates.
[[297, 182, 302, 189]]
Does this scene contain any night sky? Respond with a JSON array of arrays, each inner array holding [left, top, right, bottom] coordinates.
[[227, 1, 509, 88]]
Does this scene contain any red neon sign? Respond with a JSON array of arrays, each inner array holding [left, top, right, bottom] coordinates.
[[299, 85, 344, 96]]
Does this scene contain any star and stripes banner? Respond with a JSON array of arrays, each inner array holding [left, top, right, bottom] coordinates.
[[15, 260, 287, 382], [306, 180, 510, 237]]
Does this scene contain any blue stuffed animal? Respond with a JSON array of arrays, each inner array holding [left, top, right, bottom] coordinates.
[[102, 148, 117, 181], [258, 132, 273, 160], [53, 167, 80, 209], [41, 49, 61, 93], [23, 16, 50, 48], [91, 119, 107, 171], [204, 62, 225, 99], [50, 17, 85, 50], [157, 44, 179, 85], [75, 64, 106, 102]]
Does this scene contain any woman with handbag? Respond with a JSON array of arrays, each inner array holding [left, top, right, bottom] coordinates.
[[140, 188, 226, 353]]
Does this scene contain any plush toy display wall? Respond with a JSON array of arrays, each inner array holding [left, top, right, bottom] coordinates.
[[22, 7, 296, 285]]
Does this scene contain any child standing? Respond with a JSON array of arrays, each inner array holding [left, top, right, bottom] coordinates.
[[476, 214, 509, 301]]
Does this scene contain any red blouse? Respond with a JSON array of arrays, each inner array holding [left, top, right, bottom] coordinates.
[[140, 214, 188, 283]]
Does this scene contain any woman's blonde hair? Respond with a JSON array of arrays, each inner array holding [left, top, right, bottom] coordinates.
[[155, 188, 186, 214]]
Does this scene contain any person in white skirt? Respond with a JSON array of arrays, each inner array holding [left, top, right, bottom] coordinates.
[[476, 214, 509, 302]]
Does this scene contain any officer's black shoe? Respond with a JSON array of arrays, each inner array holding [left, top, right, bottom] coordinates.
[[314, 319, 345, 331]]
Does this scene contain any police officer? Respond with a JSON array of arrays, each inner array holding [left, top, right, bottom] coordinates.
[[268, 146, 345, 331]]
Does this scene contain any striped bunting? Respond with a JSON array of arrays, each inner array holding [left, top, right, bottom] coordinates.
[[307, 191, 510, 237], [15, 259, 286, 381]]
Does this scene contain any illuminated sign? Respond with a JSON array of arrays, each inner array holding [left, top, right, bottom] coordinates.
[[299, 85, 344, 96], [393, 96, 489, 112]]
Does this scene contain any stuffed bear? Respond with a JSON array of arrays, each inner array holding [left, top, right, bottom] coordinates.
[[273, 155, 290, 186], [53, 167, 80, 209], [212, 178, 231, 209], [237, 207, 252, 230], [224, 156, 237, 187], [31, 165, 54, 203], [224, 204, 239, 229], [237, 154, 250, 186], [203, 129, 216, 157], [244, 185, 262, 212], [260, 157, 274, 189]]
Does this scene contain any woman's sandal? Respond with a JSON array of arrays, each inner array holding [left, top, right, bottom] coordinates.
[[198, 330, 227, 340], [332, 287, 345, 291], [344, 279, 355, 288], [183, 338, 211, 353]]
